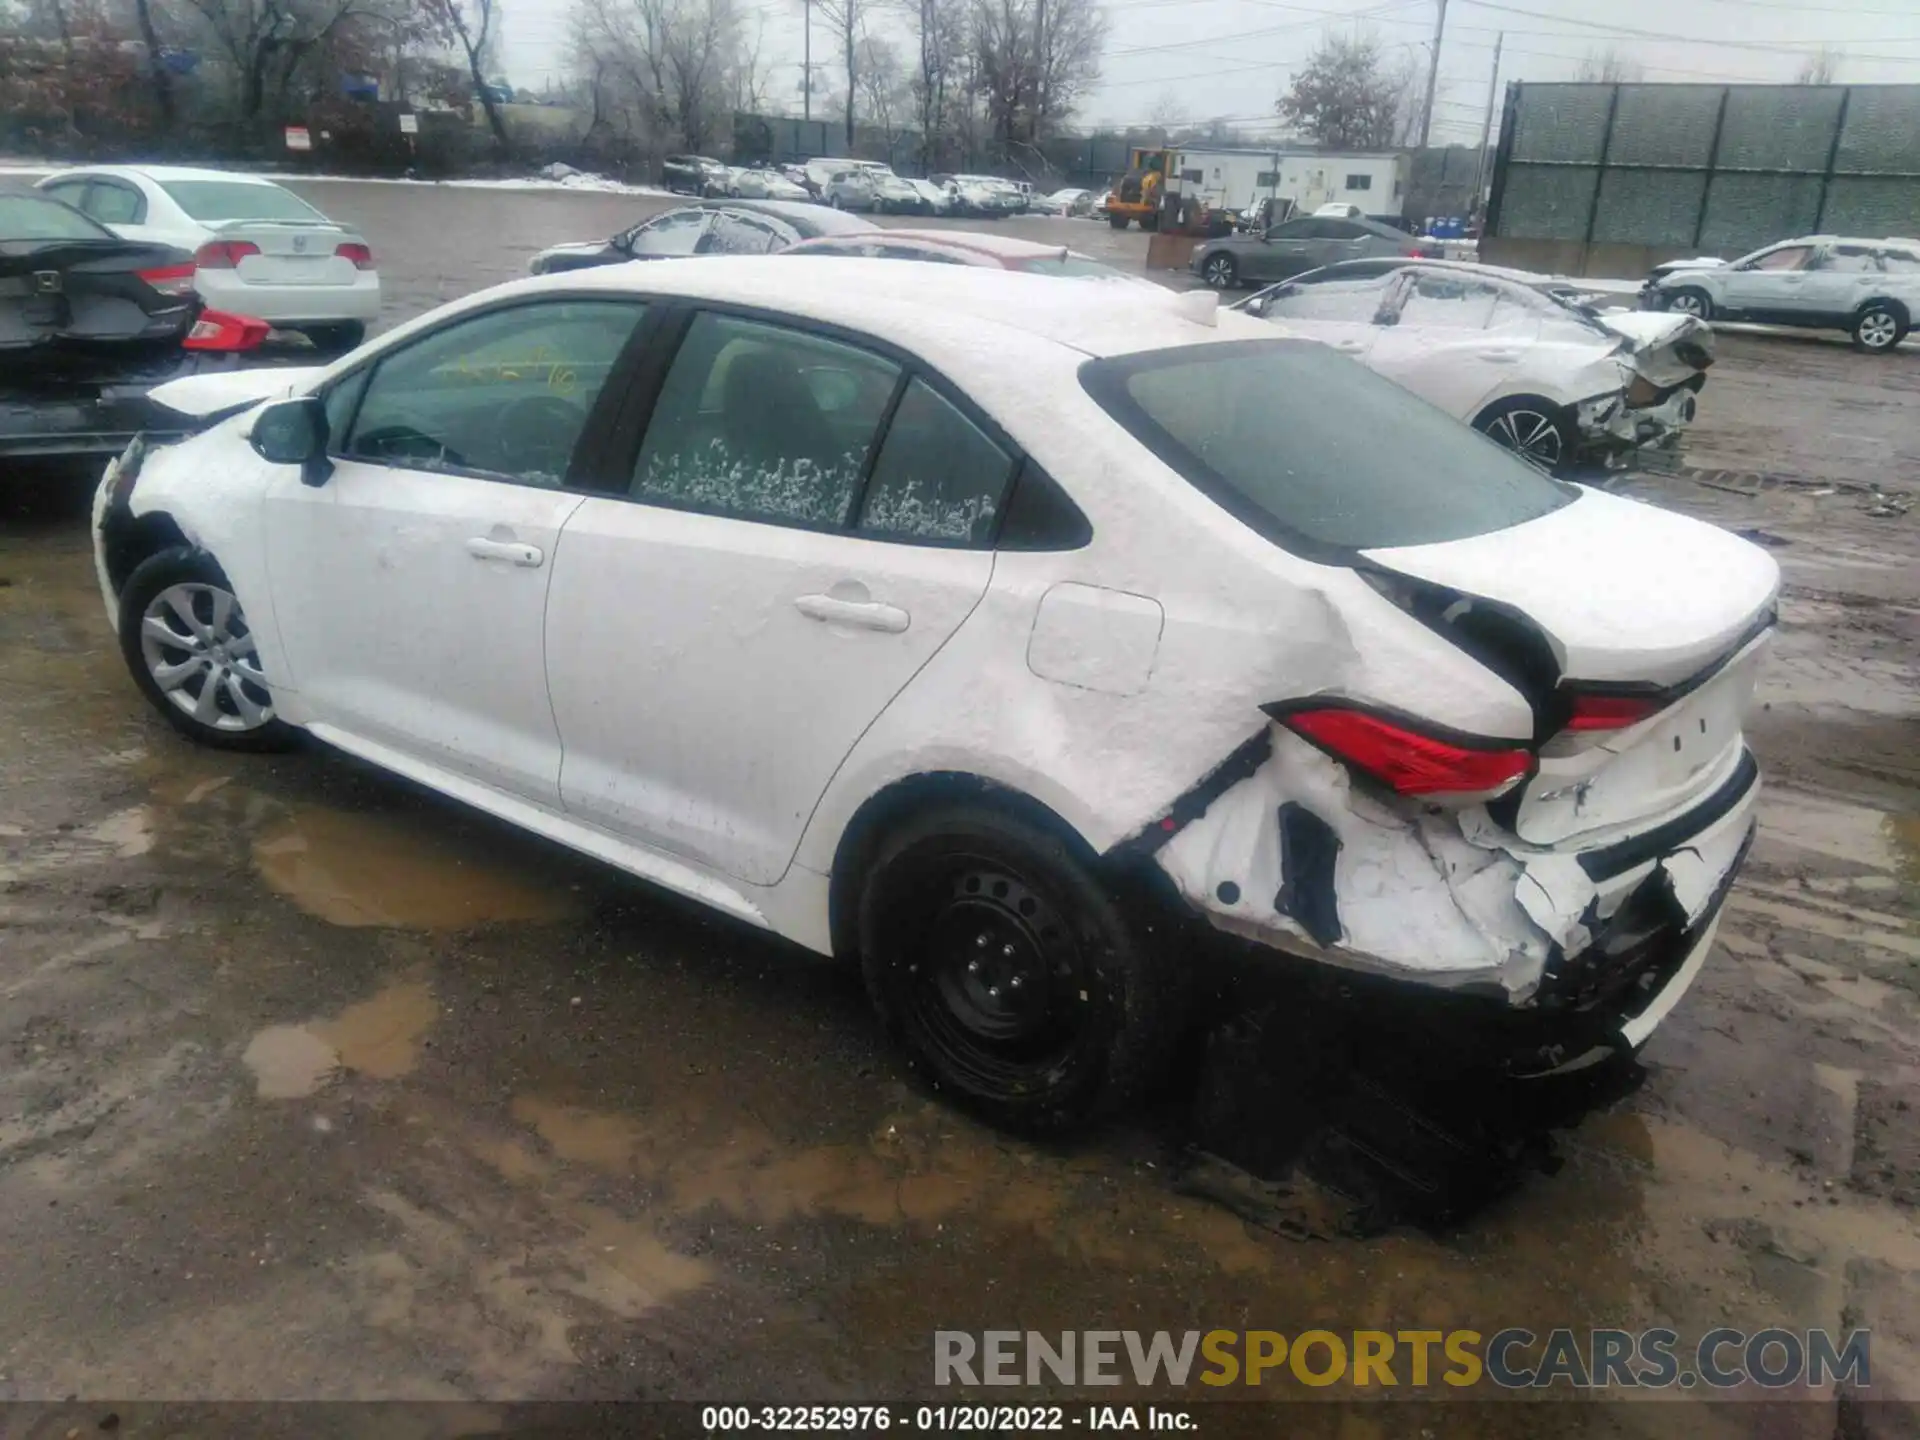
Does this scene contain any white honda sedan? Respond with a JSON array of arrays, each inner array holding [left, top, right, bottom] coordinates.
[[36, 165, 381, 352], [92, 259, 1776, 1133]]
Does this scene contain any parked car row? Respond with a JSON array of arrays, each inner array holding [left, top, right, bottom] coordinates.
[[2, 182, 327, 463], [655, 155, 1099, 221]]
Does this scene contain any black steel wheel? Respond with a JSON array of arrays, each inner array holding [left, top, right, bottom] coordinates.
[[857, 803, 1181, 1134]]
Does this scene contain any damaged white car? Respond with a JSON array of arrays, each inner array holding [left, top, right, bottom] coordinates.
[[91, 259, 1775, 1134], [1238, 258, 1714, 471]]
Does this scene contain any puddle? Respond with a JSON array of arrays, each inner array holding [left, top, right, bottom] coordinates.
[[242, 1025, 340, 1099], [315, 980, 438, 1080], [252, 805, 577, 929], [87, 805, 155, 858], [242, 980, 439, 1098]]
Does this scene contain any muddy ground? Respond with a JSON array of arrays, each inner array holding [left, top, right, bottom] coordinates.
[[0, 183, 1916, 1433]]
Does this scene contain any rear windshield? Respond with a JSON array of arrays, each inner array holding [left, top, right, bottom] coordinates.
[[1081, 339, 1574, 554], [0, 193, 110, 242], [161, 180, 326, 224]]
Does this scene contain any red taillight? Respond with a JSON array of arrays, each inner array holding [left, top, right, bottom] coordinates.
[[136, 262, 197, 298], [1277, 706, 1533, 797], [182, 309, 270, 351], [1564, 694, 1661, 732], [193, 240, 261, 269], [334, 242, 374, 270]]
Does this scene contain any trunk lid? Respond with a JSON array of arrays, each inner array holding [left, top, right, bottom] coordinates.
[[209, 219, 363, 289], [1364, 487, 1778, 846], [1591, 310, 1714, 388], [1, 236, 197, 369]]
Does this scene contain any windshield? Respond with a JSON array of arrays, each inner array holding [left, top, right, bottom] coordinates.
[[0, 192, 113, 242], [160, 179, 328, 224], [1081, 339, 1574, 554]]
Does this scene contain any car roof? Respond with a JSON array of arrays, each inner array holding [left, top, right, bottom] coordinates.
[[49, 164, 283, 186], [684, 198, 874, 235], [868, 229, 1076, 261], [484, 256, 1250, 366]]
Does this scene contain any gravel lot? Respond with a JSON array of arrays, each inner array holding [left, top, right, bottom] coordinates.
[[1, 179, 1917, 1429]]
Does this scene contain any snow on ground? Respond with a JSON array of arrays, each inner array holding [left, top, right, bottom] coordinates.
[[0, 160, 669, 197]]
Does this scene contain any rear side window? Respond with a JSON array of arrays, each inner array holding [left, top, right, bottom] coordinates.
[[86, 181, 145, 224], [1081, 339, 1574, 554], [857, 379, 1015, 544], [160, 180, 325, 223], [632, 312, 901, 527]]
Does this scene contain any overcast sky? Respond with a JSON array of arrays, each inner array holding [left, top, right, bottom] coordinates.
[[500, 0, 1920, 146]]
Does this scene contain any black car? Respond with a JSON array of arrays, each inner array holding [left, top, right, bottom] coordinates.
[[1, 188, 277, 464], [526, 200, 876, 276], [661, 155, 730, 196]]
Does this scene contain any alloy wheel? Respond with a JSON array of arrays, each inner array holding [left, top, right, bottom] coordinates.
[[1857, 310, 1900, 350], [1484, 408, 1565, 470], [1204, 256, 1235, 288], [138, 582, 275, 732], [1668, 291, 1706, 317]]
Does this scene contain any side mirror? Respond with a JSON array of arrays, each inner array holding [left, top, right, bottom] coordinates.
[[250, 396, 332, 487]]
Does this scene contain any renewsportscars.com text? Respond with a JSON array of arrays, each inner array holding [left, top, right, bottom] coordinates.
[[933, 1329, 1872, 1391]]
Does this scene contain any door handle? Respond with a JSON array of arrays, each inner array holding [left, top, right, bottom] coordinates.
[[1477, 348, 1523, 364], [466, 537, 543, 567], [794, 593, 910, 633], [1330, 339, 1367, 353]]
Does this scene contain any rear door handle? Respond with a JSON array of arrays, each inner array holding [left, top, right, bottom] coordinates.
[[466, 537, 543, 567], [794, 593, 910, 633], [1478, 348, 1523, 364]]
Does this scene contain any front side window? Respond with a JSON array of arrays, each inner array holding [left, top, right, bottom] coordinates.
[[1749, 245, 1814, 273], [342, 300, 646, 485], [701, 213, 783, 254], [160, 180, 325, 224], [857, 379, 1015, 545], [1082, 339, 1573, 553], [631, 312, 901, 528]]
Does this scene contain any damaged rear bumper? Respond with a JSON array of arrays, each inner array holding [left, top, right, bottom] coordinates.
[[1139, 724, 1759, 1073]]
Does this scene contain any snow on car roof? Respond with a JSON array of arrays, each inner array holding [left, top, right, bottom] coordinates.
[[868, 228, 1072, 260], [492, 254, 1258, 365], [68, 164, 284, 186]]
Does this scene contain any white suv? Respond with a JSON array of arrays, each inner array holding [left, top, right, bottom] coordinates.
[[1642, 235, 1919, 354]]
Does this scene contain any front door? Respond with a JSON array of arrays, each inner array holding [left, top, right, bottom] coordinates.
[[545, 309, 1018, 885], [263, 297, 649, 805], [1721, 243, 1816, 319]]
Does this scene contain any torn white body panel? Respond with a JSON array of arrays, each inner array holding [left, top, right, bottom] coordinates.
[[1157, 723, 1759, 1014]]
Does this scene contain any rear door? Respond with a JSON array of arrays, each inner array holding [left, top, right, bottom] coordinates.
[[1364, 270, 1545, 420], [1797, 243, 1880, 321], [263, 297, 650, 805], [545, 307, 1015, 885]]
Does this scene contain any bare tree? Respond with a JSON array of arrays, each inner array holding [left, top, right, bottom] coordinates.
[[970, 0, 1100, 159], [899, 0, 965, 170], [855, 32, 909, 155], [131, 0, 176, 124], [1145, 88, 1187, 138], [1030, 0, 1102, 141], [1275, 32, 1403, 151], [569, 0, 745, 154], [1795, 46, 1841, 84], [428, 0, 509, 151], [809, 0, 865, 150], [1574, 46, 1644, 83], [182, 0, 388, 125]]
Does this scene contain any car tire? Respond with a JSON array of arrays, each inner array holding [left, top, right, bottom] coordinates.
[[1201, 252, 1238, 289], [1850, 302, 1907, 354], [857, 802, 1182, 1135], [118, 546, 296, 753], [1473, 396, 1576, 473], [303, 320, 366, 355], [1108, 214, 1128, 230], [1664, 287, 1712, 321], [1140, 212, 1160, 233]]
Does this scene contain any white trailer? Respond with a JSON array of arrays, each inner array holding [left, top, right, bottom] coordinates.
[[1168, 147, 1407, 223]]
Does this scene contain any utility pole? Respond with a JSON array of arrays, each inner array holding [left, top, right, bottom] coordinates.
[[803, 0, 811, 124], [1418, 0, 1447, 149], [1469, 31, 1502, 223]]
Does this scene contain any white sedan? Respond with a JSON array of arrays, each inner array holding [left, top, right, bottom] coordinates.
[[36, 165, 381, 352], [93, 259, 1774, 1132], [1239, 259, 1714, 471]]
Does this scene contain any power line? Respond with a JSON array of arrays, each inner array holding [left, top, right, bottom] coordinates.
[[1454, 0, 1920, 53], [1107, 0, 1425, 57]]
